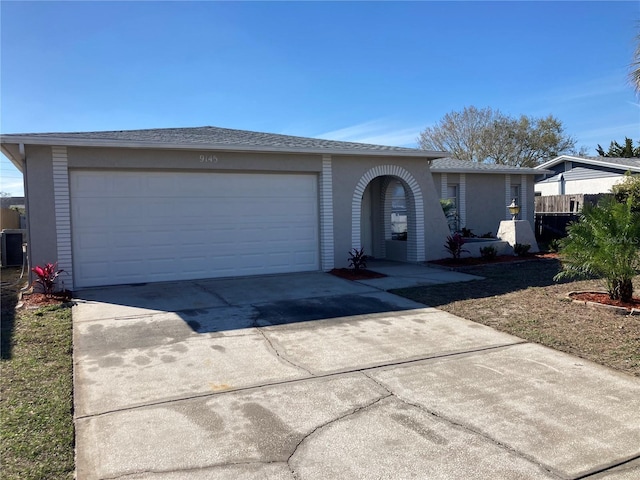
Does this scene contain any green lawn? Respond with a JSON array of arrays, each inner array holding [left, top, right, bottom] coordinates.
[[1, 283, 75, 480]]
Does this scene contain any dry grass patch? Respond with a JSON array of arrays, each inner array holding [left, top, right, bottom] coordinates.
[[392, 259, 640, 376]]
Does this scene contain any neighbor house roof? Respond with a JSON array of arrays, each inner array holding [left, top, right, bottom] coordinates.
[[535, 155, 640, 173], [0, 126, 447, 163], [430, 157, 545, 174]]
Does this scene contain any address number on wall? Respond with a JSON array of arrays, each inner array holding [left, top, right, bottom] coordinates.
[[199, 154, 219, 163]]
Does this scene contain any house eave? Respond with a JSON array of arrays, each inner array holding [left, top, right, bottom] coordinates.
[[0, 135, 448, 160], [430, 166, 549, 175], [0, 143, 25, 172], [536, 155, 640, 173]]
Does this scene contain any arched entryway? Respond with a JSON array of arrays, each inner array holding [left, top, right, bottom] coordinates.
[[351, 165, 425, 262]]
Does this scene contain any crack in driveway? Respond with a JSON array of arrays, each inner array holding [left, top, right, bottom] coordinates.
[[285, 392, 393, 478], [256, 328, 314, 376], [361, 370, 566, 480]]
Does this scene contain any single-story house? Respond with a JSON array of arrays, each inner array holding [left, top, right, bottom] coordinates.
[[535, 155, 640, 196], [1, 126, 540, 290]]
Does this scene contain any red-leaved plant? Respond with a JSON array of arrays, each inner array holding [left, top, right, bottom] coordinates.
[[31, 262, 65, 296], [444, 233, 469, 260], [348, 247, 368, 272]]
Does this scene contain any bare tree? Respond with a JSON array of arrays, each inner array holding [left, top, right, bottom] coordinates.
[[418, 106, 576, 167], [417, 106, 500, 162]]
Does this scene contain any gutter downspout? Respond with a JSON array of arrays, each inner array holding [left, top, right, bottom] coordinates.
[[19, 143, 33, 289]]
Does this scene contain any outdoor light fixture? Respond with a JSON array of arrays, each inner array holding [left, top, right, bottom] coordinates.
[[508, 199, 520, 220]]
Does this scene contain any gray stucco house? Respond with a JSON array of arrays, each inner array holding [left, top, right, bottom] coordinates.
[[1, 126, 539, 290]]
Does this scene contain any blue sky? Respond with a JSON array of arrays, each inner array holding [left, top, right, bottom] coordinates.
[[1, 1, 639, 196]]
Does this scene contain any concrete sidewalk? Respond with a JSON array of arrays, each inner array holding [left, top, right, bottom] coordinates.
[[72, 268, 640, 480]]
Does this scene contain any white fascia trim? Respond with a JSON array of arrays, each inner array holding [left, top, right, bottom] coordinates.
[[1, 136, 448, 159], [430, 167, 545, 175], [536, 155, 640, 172]]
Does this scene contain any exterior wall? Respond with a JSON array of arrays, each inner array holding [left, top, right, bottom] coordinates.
[[536, 176, 625, 196], [67, 147, 321, 173], [535, 181, 561, 196], [432, 172, 538, 239], [332, 156, 449, 267], [23, 145, 58, 269], [21, 143, 460, 278], [465, 174, 509, 237]]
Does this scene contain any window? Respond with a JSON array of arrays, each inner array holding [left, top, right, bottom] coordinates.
[[510, 185, 520, 206], [391, 182, 407, 240]]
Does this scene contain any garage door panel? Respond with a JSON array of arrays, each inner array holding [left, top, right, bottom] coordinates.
[[71, 171, 319, 287]]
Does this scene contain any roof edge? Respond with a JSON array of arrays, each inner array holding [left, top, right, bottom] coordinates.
[[0, 134, 447, 159], [430, 165, 548, 175], [536, 155, 640, 172]]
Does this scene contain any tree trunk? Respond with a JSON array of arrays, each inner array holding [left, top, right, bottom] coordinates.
[[611, 278, 634, 302]]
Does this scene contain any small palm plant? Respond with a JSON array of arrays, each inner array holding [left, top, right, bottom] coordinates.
[[554, 197, 640, 302]]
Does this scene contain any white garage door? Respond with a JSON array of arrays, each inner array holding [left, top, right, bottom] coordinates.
[[70, 170, 319, 287]]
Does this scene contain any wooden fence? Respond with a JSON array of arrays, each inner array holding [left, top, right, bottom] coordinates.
[[534, 193, 610, 213], [0, 208, 20, 230], [534, 194, 612, 242]]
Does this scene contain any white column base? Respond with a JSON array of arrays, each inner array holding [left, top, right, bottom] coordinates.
[[496, 220, 539, 253]]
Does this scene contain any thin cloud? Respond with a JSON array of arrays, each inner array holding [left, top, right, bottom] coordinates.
[[542, 73, 628, 104], [0, 179, 24, 196], [317, 120, 424, 147], [579, 122, 640, 140]]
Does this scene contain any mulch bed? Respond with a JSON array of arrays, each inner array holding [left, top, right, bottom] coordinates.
[[330, 268, 386, 281], [428, 252, 559, 268], [569, 292, 640, 312], [18, 291, 73, 309]]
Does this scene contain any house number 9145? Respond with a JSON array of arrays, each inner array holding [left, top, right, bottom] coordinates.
[[199, 154, 218, 163]]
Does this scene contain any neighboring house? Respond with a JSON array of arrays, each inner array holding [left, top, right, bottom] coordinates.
[[430, 158, 541, 237], [0, 196, 25, 209], [535, 155, 640, 196]]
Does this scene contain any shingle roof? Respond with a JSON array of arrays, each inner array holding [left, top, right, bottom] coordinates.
[[1, 126, 446, 158], [430, 157, 543, 174]]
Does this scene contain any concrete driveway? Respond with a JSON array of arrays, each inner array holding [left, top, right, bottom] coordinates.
[[72, 268, 640, 480]]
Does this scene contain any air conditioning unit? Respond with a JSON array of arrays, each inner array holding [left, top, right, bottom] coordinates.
[[1, 229, 26, 267]]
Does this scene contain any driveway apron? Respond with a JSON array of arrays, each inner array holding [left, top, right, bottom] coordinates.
[[72, 270, 640, 480]]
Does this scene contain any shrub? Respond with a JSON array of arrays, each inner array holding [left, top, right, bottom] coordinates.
[[348, 248, 367, 272], [460, 228, 476, 238], [440, 199, 458, 232], [31, 262, 65, 296], [480, 245, 497, 260], [547, 238, 561, 253], [480, 231, 494, 238], [611, 172, 640, 212], [555, 196, 640, 302], [513, 243, 531, 256], [444, 234, 468, 260]]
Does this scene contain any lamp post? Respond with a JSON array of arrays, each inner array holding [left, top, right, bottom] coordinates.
[[508, 199, 520, 221]]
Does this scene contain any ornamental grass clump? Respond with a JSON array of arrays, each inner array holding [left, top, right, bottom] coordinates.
[[554, 197, 640, 302]]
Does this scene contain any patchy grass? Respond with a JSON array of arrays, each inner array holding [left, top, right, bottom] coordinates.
[[392, 259, 640, 376], [1, 268, 75, 480]]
